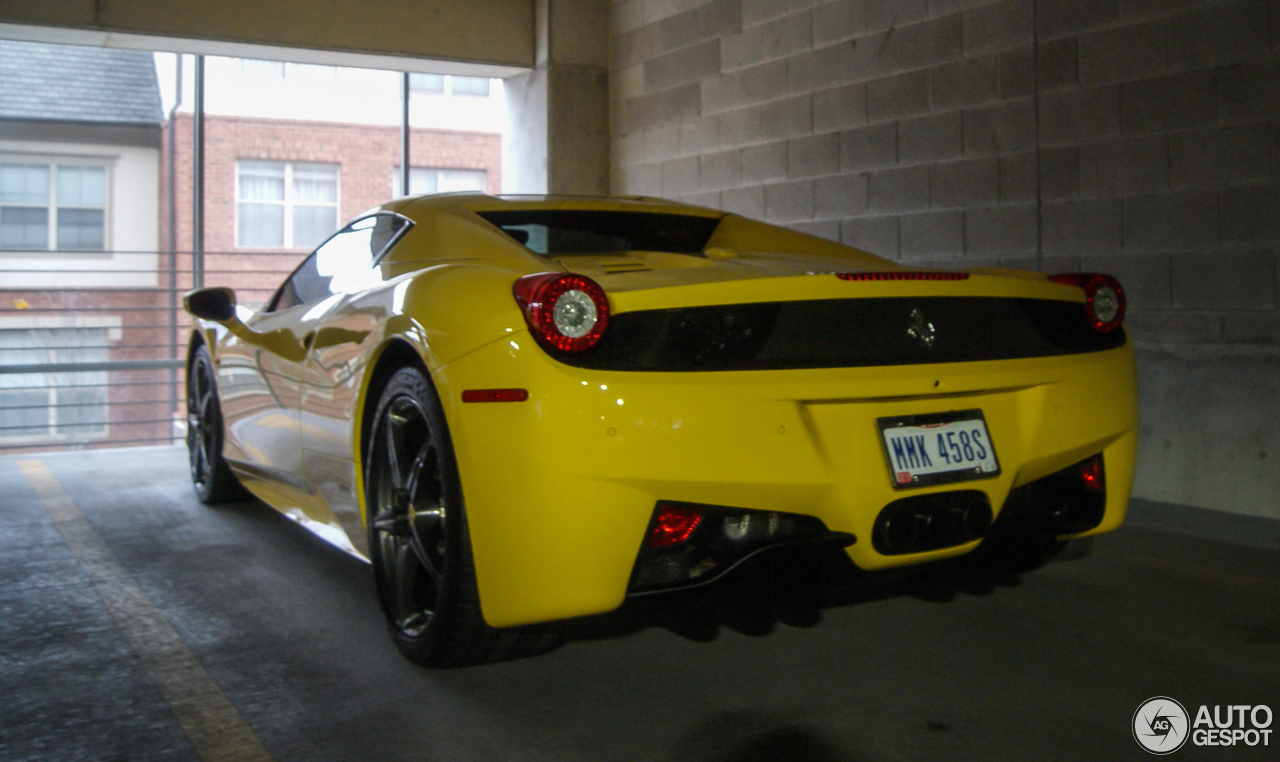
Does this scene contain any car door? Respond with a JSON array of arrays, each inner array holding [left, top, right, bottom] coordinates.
[[298, 213, 412, 555], [216, 232, 354, 516]]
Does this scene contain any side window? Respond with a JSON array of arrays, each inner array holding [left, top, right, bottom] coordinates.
[[268, 213, 411, 311], [368, 214, 411, 263]]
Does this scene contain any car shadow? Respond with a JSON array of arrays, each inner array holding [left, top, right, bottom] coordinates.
[[551, 535, 1095, 651], [207, 490, 1096, 666], [670, 711, 864, 762]]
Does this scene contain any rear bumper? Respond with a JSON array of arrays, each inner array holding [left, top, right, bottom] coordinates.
[[435, 332, 1138, 628]]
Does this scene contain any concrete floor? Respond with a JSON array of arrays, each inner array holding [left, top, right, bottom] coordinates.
[[1, 446, 1277, 762]]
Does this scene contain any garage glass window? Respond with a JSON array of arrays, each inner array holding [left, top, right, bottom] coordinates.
[[0, 328, 108, 440], [0, 162, 107, 251], [236, 160, 338, 249], [394, 166, 487, 196]]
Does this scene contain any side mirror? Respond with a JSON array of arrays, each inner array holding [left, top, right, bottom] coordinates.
[[182, 286, 306, 362], [184, 287, 237, 322]]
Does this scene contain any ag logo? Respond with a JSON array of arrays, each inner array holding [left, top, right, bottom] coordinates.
[[1134, 697, 1190, 754]]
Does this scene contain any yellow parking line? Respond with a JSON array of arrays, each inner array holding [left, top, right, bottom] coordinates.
[[17, 460, 273, 762]]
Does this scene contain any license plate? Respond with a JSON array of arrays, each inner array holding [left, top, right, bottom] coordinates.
[[878, 410, 1001, 489]]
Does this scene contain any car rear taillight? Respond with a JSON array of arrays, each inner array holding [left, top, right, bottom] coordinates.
[[1049, 273, 1126, 333], [1079, 454, 1104, 491], [513, 272, 610, 352], [648, 503, 703, 549]]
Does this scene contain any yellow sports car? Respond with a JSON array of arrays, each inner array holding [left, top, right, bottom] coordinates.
[[183, 194, 1137, 666]]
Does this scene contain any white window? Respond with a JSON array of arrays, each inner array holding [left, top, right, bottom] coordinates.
[[240, 59, 336, 81], [408, 73, 445, 93], [240, 59, 285, 79], [0, 328, 108, 441], [450, 76, 490, 97], [236, 160, 339, 249], [291, 63, 338, 82], [394, 167, 488, 196], [0, 162, 107, 251], [407, 73, 490, 97]]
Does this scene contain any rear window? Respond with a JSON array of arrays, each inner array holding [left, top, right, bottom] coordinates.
[[477, 210, 721, 256]]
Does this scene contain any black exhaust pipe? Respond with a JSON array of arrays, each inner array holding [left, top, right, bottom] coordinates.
[[873, 491, 993, 555]]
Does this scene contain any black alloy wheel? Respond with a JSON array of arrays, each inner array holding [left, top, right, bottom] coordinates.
[[365, 366, 556, 667], [366, 367, 483, 666], [368, 390, 450, 638], [187, 345, 243, 503]]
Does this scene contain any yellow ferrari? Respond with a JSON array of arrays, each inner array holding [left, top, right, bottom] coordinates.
[[183, 194, 1137, 666]]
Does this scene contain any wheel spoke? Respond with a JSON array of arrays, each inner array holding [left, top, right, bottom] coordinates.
[[372, 510, 408, 536], [384, 414, 404, 492], [404, 439, 437, 507], [190, 439, 205, 484], [392, 541, 421, 622], [410, 534, 441, 583], [199, 392, 214, 429], [403, 435, 445, 583], [195, 360, 209, 402]]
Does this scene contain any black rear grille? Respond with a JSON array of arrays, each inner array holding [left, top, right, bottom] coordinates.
[[547, 297, 1126, 371]]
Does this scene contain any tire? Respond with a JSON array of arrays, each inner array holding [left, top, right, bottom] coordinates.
[[187, 344, 245, 504], [364, 366, 555, 667]]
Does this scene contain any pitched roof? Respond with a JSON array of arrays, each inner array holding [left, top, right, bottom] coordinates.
[[0, 40, 163, 126]]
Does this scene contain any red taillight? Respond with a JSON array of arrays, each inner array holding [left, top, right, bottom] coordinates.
[[836, 271, 969, 281], [1049, 272, 1126, 333], [648, 503, 703, 549], [513, 272, 610, 353], [1080, 455, 1105, 491], [461, 389, 529, 403]]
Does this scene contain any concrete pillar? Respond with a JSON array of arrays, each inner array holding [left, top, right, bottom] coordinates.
[[503, 0, 609, 195]]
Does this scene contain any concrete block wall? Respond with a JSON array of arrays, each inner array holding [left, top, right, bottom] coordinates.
[[609, 0, 1280, 517]]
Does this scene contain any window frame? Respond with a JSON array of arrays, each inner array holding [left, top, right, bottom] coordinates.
[[234, 159, 340, 250], [0, 323, 114, 444], [0, 155, 112, 253]]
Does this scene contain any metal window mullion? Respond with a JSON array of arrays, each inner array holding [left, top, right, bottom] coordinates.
[[401, 72, 411, 197], [284, 162, 294, 248], [193, 54, 205, 289], [332, 166, 340, 229], [101, 163, 111, 251], [46, 162, 56, 251], [233, 160, 240, 246]]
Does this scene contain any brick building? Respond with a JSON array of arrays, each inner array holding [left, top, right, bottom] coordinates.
[[1, 41, 168, 453], [161, 113, 502, 305], [3, 43, 504, 454]]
